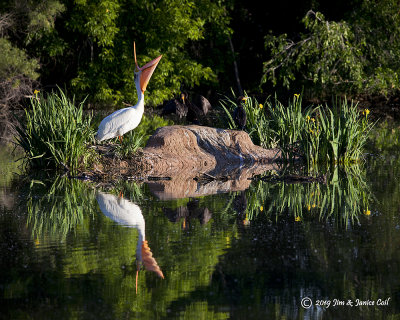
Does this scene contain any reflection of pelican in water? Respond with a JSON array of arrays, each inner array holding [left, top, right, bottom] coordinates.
[[96, 192, 164, 291]]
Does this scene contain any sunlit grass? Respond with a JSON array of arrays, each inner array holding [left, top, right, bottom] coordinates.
[[14, 88, 96, 172], [220, 92, 375, 169]]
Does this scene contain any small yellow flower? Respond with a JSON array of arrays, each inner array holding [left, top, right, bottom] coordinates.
[[311, 117, 315, 122], [364, 210, 371, 216], [295, 216, 301, 222], [306, 115, 311, 121], [309, 129, 314, 134], [312, 204, 316, 208], [362, 109, 370, 116], [34, 89, 40, 95], [260, 206, 264, 212], [259, 103, 263, 109], [307, 205, 311, 211], [106, 9, 109, 12], [294, 93, 300, 98]]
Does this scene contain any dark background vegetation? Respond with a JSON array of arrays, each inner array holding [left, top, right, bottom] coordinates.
[[1, 0, 399, 138]]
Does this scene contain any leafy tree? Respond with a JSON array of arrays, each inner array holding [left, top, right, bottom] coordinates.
[[0, 0, 65, 139], [58, 0, 231, 106], [262, 1, 400, 98]]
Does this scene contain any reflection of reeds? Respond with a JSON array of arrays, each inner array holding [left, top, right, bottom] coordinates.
[[26, 177, 97, 240], [246, 165, 371, 225]]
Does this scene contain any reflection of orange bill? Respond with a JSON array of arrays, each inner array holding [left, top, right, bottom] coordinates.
[[141, 240, 164, 278], [134, 42, 162, 92]]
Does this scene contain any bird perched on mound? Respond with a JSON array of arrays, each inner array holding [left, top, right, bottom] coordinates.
[[233, 96, 248, 130], [95, 42, 162, 142], [161, 92, 188, 119]]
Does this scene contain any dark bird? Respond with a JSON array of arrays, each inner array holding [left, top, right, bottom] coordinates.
[[193, 94, 212, 116], [183, 92, 202, 125], [161, 92, 188, 118], [233, 96, 248, 130]]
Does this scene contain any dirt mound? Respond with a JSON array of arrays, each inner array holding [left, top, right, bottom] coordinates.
[[140, 125, 281, 177]]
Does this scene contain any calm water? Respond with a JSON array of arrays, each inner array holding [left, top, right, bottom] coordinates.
[[1, 129, 400, 320]]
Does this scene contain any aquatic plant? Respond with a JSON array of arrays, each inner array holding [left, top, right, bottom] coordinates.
[[220, 92, 374, 169], [14, 88, 96, 172], [303, 99, 375, 167], [219, 90, 274, 148]]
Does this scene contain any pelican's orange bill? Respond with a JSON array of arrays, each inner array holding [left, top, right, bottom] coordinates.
[[134, 42, 162, 92]]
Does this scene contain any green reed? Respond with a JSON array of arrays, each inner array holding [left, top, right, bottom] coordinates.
[[220, 92, 374, 169], [219, 90, 274, 148], [15, 88, 95, 172], [304, 99, 375, 167]]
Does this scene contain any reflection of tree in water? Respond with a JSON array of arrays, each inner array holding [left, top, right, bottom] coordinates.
[[163, 198, 212, 229]]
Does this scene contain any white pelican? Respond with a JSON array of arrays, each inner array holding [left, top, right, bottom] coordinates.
[[95, 43, 162, 142], [96, 191, 164, 291]]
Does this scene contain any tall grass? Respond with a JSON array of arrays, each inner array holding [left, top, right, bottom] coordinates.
[[15, 88, 95, 172], [220, 92, 374, 169], [219, 90, 274, 148]]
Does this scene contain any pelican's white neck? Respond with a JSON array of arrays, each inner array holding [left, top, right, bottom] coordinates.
[[134, 75, 145, 109]]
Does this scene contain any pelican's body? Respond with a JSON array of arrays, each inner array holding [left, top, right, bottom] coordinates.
[[96, 43, 162, 141], [96, 94, 145, 141]]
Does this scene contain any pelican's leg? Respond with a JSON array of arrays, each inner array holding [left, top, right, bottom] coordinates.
[[118, 190, 124, 198], [118, 135, 123, 143]]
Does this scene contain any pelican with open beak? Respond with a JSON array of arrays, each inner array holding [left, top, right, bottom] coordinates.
[[96, 42, 162, 142]]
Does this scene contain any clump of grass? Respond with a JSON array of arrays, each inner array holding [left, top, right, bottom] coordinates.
[[219, 90, 274, 148], [15, 88, 95, 172], [113, 114, 172, 157], [220, 92, 374, 169]]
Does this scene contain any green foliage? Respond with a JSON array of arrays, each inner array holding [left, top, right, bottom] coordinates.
[[0, 38, 39, 80], [262, 4, 400, 97], [304, 99, 375, 167], [262, 10, 364, 96], [66, 0, 229, 106], [15, 88, 96, 171]]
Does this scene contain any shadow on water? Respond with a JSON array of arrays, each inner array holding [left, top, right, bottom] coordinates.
[[1, 141, 400, 319]]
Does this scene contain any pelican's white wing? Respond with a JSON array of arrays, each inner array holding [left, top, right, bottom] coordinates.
[[96, 106, 144, 141]]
